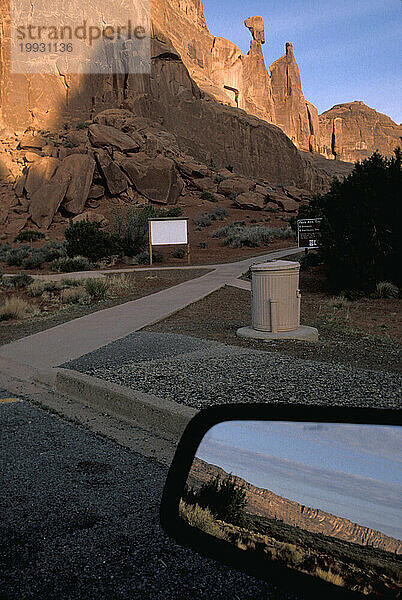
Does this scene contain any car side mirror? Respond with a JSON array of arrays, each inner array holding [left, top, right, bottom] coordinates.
[[160, 404, 401, 599]]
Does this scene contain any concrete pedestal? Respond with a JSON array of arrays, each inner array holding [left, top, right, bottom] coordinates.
[[236, 326, 318, 342]]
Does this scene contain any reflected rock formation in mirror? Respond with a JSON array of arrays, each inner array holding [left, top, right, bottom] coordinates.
[[180, 421, 402, 597]]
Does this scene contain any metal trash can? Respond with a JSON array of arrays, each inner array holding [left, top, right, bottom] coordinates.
[[251, 261, 301, 333]]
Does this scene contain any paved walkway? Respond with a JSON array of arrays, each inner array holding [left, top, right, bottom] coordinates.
[[0, 248, 300, 369]]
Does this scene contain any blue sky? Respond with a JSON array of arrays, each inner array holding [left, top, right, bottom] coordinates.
[[202, 0, 402, 123], [195, 421, 402, 540]]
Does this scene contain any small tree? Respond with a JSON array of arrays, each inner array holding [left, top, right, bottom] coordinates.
[[64, 219, 120, 262], [297, 149, 401, 292], [183, 474, 249, 527]]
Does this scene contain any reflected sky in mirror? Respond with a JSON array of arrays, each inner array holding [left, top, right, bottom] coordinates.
[[195, 421, 402, 540]]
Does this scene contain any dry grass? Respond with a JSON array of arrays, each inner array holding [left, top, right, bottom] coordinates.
[[60, 286, 87, 304], [375, 281, 399, 299], [179, 500, 227, 540], [84, 277, 110, 301], [108, 273, 134, 295], [315, 567, 344, 587], [0, 296, 34, 320], [326, 296, 349, 309]]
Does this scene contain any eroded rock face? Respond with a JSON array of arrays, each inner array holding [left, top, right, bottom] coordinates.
[[29, 168, 71, 229], [117, 152, 184, 204], [270, 43, 320, 153], [319, 101, 402, 162], [60, 154, 96, 215]]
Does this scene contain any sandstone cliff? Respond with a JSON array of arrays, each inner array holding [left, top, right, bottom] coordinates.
[[319, 101, 402, 163], [152, 1, 319, 153], [188, 458, 402, 555]]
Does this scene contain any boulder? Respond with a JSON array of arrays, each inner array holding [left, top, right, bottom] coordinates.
[[284, 186, 311, 202], [176, 158, 211, 179], [268, 192, 300, 212], [233, 191, 265, 210], [94, 149, 128, 195], [5, 215, 29, 236], [264, 202, 279, 212], [218, 177, 255, 197], [29, 168, 71, 229], [24, 157, 60, 197], [24, 151, 42, 163], [60, 154, 96, 214], [19, 134, 46, 149], [89, 124, 142, 152], [117, 153, 184, 205], [88, 184, 105, 199], [192, 178, 217, 193]]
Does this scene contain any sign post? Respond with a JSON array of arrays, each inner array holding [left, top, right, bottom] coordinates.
[[148, 218, 190, 266], [297, 218, 322, 250]]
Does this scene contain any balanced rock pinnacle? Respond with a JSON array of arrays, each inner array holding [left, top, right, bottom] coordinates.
[[244, 16, 265, 44]]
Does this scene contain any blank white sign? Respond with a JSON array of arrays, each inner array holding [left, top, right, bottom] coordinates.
[[150, 219, 188, 246]]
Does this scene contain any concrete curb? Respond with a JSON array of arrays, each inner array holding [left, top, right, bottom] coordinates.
[[54, 368, 197, 441], [0, 357, 196, 441], [53, 368, 197, 441]]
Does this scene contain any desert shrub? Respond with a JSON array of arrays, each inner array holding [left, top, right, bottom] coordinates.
[[75, 122, 88, 130], [339, 289, 365, 301], [21, 252, 47, 270], [112, 205, 182, 257], [211, 224, 270, 248], [5, 247, 30, 266], [179, 500, 227, 540], [50, 256, 92, 273], [64, 219, 119, 262], [302, 149, 401, 292], [27, 281, 46, 297], [135, 251, 163, 265], [194, 213, 213, 229], [201, 191, 218, 202], [212, 224, 295, 248], [40, 241, 67, 262], [172, 247, 186, 259], [199, 242, 207, 249], [14, 230, 45, 243], [0, 243, 12, 262], [211, 207, 228, 220], [6, 274, 34, 288], [299, 251, 323, 271], [264, 205, 279, 213], [61, 286, 87, 304], [61, 278, 82, 287], [84, 277, 109, 301], [183, 474, 248, 528], [373, 281, 399, 298], [0, 296, 33, 321]]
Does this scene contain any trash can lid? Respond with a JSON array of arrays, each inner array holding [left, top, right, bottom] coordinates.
[[251, 260, 300, 272]]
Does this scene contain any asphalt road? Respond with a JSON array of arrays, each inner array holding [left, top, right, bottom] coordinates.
[[1, 393, 307, 600]]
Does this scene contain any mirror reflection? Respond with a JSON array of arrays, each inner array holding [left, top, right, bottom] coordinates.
[[180, 421, 402, 597]]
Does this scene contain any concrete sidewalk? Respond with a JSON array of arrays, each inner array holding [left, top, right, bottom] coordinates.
[[0, 248, 300, 370]]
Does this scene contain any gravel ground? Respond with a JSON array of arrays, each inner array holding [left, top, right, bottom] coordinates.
[[63, 332, 401, 410], [145, 285, 402, 373], [1, 398, 304, 600]]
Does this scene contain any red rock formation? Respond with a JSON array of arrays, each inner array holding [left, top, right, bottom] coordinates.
[[270, 43, 320, 153], [188, 457, 402, 555], [319, 101, 402, 163]]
